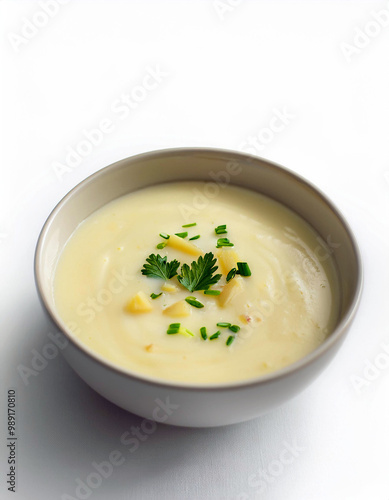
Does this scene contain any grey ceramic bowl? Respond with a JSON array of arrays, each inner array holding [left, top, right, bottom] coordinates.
[[35, 148, 362, 427]]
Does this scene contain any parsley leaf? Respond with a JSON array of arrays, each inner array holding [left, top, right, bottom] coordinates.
[[141, 254, 180, 280], [177, 252, 222, 292]]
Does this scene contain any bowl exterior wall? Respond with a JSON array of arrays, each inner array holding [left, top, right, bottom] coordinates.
[[59, 318, 351, 427]]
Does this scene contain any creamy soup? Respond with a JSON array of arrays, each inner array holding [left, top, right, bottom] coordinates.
[[54, 182, 340, 384]]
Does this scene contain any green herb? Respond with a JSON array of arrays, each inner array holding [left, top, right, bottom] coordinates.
[[226, 335, 235, 346], [182, 328, 194, 337], [226, 268, 236, 282], [217, 322, 231, 328], [209, 331, 221, 340], [200, 327, 207, 340], [175, 231, 188, 239], [166, 323, 194, 337], [236, 262, 251, 277], [189, 235, 200, 241], [182, 223, 197, 228], [156, 242, 167, 249], [159, 233, 170, 239], [229, 324, 240, 333], [185, 296, 204, 308], [167, 323, 181, 334], [216, 237, 234, 248], [178, 252, 222, 293], [215, 224, 227, 235], [203, 289, 221, 296], [150, 292, 162, 299], [141, 254, 180, 280]]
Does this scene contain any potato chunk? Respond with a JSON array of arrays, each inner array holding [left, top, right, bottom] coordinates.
[[216, 249, 240, 275], [167, 234, 203, 256], [124, 291, 153, 313], [161, 282, 178, 293], [218, 277, 244, 307], [163, 300, 191, 317]]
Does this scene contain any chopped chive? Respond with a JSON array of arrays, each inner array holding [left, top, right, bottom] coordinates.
[[229, 324, 240, 333], [159, 233, 170, 239], [226, 335, 235, 346], [150, 292, 162, 299], [226, 268, 236, 282], [189, 235, 200, 241], [204, 289, 221, 296], [183, 328, 195, 337], [167, 322, 181, 334], [209, 331, 221, 340], [175, 231, 188, 239], [216, 237, 234, 248], [215, 224, 227, 235], [236, 262, 251, 276], [217, 322, 231, 328], [167, 327, 180, 334], [200, 327, 207, 340], [182, 223, 197, 228], [185, 296, 204, 308], [156, 242, 167, 249]]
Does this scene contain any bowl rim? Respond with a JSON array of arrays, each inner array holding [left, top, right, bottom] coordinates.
[[34, 147, 363, 391]]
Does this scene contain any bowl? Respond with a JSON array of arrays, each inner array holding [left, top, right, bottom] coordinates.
[[35, 148, 362, 427]]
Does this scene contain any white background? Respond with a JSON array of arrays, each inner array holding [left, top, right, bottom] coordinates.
[[1, 1, 389, 499]]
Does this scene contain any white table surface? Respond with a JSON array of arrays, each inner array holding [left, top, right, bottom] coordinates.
[[1, 1, 388, 499]]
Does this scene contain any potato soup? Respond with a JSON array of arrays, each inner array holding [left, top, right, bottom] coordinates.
[[54, 182, 340, 384]]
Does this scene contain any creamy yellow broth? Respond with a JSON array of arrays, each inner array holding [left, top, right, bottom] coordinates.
[[54, 182, 340, 384]]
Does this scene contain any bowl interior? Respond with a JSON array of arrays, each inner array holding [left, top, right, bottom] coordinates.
[[36, 148, 361, 369]]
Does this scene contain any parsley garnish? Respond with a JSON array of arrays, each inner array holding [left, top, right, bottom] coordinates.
[[141, 254, 180, 280], [177, 252, 222, 293]]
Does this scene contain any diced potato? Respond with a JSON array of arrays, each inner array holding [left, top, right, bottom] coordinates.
[[216, 249, 240, 275], [124, 291, 153, 313], [218, 278, 244, 307], [163, 300, 191, 317], [167, 234, 203, 256], [161, 282, 178, 293]]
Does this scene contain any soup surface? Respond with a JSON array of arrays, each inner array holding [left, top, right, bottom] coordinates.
[[54, 182, 340, 384]]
